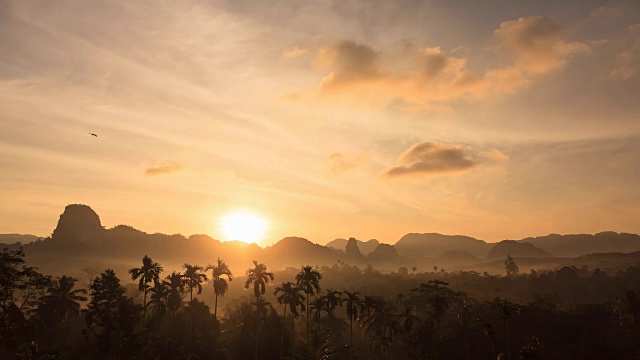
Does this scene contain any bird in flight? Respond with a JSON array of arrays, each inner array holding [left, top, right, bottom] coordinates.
[[89, 133, 98, 137]]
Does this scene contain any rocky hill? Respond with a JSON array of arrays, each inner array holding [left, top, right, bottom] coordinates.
[[326, 238, 380, 254]]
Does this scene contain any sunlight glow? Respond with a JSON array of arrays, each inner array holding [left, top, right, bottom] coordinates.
[[220, 211, 268, 244]]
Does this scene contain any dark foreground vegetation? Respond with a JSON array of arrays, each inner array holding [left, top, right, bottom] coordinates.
[[2, 248, 640, 359]]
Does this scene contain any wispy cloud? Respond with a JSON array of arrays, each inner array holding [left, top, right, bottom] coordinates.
[[144, 161, 184, 176], [494, 16, 588, 75], [283, 47, 309, 59], [611, 23, 640, 79], [328, 152, 367, 175]]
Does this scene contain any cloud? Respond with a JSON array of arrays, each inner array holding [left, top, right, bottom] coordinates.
[[612, 23, 640, 79], [283, 47, 308, 59], [381, 142, 477, 178], [589, 5, 624, 24], [494, 16, 589, 74], [144, 161, 184, 176], [307, 16, 587, 111], [317, 40, 381, 89], [480, 149, 509, 161], [328, 152, 366, 175]]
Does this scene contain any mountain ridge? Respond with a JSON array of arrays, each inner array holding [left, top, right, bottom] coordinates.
[[4, 204, 640, 277]]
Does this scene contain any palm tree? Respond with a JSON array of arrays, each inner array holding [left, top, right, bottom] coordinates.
[[309, 296, 327, 341], [252, 296, 273, 360], [252, 295, 273, 321], [129, 255, 163, 325], [245, 261, 275, 360], [38, 275, 87, 323], [206, 258, 233, 319], [342, 291, 361, 344], [182, 263, 207, 303], [494, 297, 520, 360], [146, 280, 170, 316], [274, 282, 306, 360], [295, 265, 322, 343], [166, 271, 185, 326], [359, 297, 399, 355], [324, 290, 342, 317], [245, 261, 275, 298]]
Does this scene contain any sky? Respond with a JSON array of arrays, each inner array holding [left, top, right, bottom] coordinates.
[[1, 0, 639, 245]]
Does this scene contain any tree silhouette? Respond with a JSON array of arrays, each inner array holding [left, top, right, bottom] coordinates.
[[398, 305, 419, 333], [295, 265, 322, 344], [252, 296, 273, 360], [493, 297, 520, 360], [182, 263, 207, 303], [84, 269, 141, 358], [245, 261, 275, 360], [0, 247, 49, 352], [128, 255, 163, 325], [480, 321, 497, 358], [165, 271, 185, 326], [505, 254, 519, 277], [206, 258, 233, 319], [342, 290, 361, 344], [359, 296, 399, 355], [410, 280, 455, 322], [309, 296, 327, 341], [146, 280, 169, 317], [324, 290, 342, 317], [614, 289, 640, 328], [245, 261, 275, 299], [36, 275, 87, 324], [274, 281, 305, 360]]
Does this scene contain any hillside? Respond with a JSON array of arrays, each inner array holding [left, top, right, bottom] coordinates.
[[0, 233, 41, 245], [394, 233, 491, 258], [518, 232, 640, 257], [486, 240, 551, 259]]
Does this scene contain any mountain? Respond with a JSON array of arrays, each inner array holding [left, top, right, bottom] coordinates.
[[344, 237, 366, 262], [0, 234, 41, 246], [485, 240, 551, 259], [5, 203, 640, 277], [518, 232, 640, 257], [394, 233, 491, 258], [326, 238, 380, 255], [0, 204, 348, 276], [263, 237, 342, 267], [367, 243, 402, 262], [437, 250, 478, 266], [51, 204, 105, 244]]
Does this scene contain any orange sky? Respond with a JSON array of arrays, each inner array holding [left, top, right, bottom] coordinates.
[[1, 0, 640, 245]]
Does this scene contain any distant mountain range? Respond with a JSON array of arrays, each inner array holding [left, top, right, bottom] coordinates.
[[3, 204, 640, 276]]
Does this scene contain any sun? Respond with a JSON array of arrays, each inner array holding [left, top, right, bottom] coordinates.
[[220, 211, 268, 244]]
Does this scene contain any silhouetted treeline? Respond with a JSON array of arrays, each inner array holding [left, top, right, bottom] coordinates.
[[2, 247, 640, 359]]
